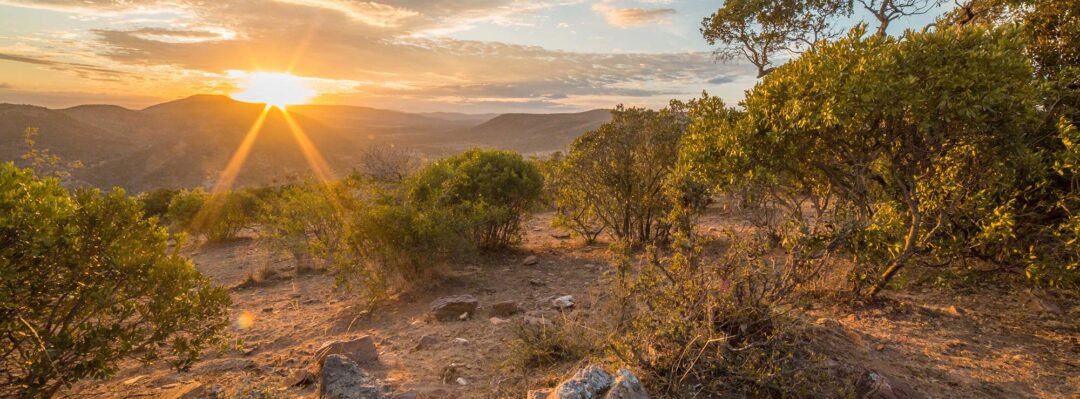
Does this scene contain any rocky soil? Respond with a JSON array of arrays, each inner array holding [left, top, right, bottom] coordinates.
[[65, 212, 1079, 398]]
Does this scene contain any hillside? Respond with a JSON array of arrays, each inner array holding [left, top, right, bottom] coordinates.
[[0, 96, 605, 192], [453, 109, 611, 154]]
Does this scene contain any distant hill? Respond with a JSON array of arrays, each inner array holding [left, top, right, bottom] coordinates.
[[453, 109, 611, 153], [0, 95, 608, 192]]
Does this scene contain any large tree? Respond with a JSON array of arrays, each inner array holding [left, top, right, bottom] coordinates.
[[701, 0, 853, 77]]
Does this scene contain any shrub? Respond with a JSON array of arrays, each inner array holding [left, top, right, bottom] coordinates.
[[407, 149, 543, 249], [259, 180, 357, 272], [0, 162, 230, 398], [681, 25, 1042, 296], [609, 236, 852, 398], [137, 188, 179, 220], [167, 188, 259, 242], [554, 104, 689, 246]]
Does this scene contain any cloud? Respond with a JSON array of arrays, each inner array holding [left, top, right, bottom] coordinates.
[[592, 0, 675, 28], [707, 75, 736, 85], [0, 0, 756, 111]]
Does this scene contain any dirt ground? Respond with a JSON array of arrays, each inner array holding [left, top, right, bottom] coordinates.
[[65, 212, 1079, 399]]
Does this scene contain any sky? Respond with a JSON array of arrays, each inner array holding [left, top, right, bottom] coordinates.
[[0, 0, 947, 113]]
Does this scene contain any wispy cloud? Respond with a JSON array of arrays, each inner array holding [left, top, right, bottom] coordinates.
[[592, 0, 675, 28]]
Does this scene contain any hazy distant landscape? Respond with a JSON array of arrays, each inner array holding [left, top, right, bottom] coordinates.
[[0, 95, 610, 192]]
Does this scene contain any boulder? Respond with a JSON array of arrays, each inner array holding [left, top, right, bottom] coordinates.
[[491, 301, 522, 317], [320, 354, 384, 399], [430, 295, 479, 321], [603, 369, 649, 399], [855, 370, 924, 399], [551, 365, 614, 399], [316, 336, 378, 367], [523, 256, 539, 266]]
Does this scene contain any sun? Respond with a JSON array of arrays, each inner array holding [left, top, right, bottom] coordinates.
[[230, 72, 315, 108]]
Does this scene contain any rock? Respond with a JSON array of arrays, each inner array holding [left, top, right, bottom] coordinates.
[[552, 295, 575, 310], [523, 256, 539, 266], [430, 295, 479, 321], [603, 369, 649, 399], [523, 313, 553, 328], [551, 365, 614, 399], [320, 355, 384, 399], [316, 336, 379, 367], [1024, 294, 1063, 317], [490, 317, 510, 325], [192, 358, 256, 373], [491, 301, 522, 317], [414, 335, 439, 351], [874, 344, 885, 351], [527, 389, 553, 399], [292, 370, 317, 387], [528, 279, 546, 287], [454, 338, 470, 344], [459, 312, 470, 321], [945, 305, 965, 316], [456, 377, 468, 385], [856, 370, 924, 399]]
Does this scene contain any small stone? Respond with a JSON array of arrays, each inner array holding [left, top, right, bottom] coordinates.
[[946, 305, 965, 316], [552, 295, 575, 310], [490, 301, 522, 317], [456, 377, 468, 385], [490, 317, 509, 325], [430, 295, 479, 322], [523, 255, 539, 265], [855, 369, 925, 399], [414, 335, 439, 351], [528, 279, 546, 287], [459, 312, 470, 321], [527, 389, 553, 399], [875, 344, 885, 351], [454, 338, 470, 344]]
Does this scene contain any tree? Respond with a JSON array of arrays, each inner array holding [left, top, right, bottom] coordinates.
[[701, 0, 853, 77], [137, 188, 179, 220], [689, 25, 1038, 296], [167, 188, 259, 242], [556, 103, 689, 246], [407, 149, 543, 249], [858, 0, 942, 35], [0, 163, 230, 398]]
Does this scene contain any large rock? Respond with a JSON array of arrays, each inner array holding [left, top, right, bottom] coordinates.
[[529, 366, 649, 399], [316, 335, 378, 367], [551, 365, 614, 399], [856, 370, 924, 399], [430, 295, 479, 321], [603, 369, 649, 399], [320, 354, 384, 399], [491, 301, 522, 317]]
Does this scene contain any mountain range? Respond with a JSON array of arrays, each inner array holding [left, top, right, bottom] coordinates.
[[0, 95, 610, 192]]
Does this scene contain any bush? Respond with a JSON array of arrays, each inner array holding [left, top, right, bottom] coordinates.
[[554, 103, 689, 246], [259, 180, 356, 272], [137, 188, 178, 220], [680, 25, 1042, 296], [0, 162, 230, 398], [407, 149, 543, 249], [609, 236, 852, 398], [167, 188, 259, 242]]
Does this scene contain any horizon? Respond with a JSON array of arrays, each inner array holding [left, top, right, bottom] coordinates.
[[0, 0, 943, 114]]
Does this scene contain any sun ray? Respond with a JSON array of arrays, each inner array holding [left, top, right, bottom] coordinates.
[[280, 109, 337, 184], [191, 105, 271, 232]]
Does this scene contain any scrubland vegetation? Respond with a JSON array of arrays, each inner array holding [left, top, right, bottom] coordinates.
[[2, 0, 1079, 397]]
